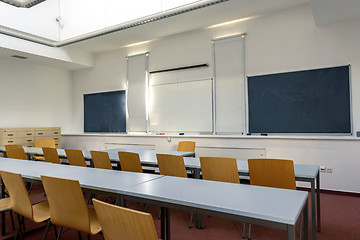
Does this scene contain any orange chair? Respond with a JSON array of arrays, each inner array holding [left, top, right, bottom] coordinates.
[[34, 139, 56, 161], [65, 149, 87, 167], [199, 157, 240, 184], [41, 175, 102, 239], [5, 145, 27, 160], [246, 158, 297, 239], [118, 152, 143, 173], [93, 199, 159, 240], [90, 151, 113, 170], [0, 171, 52, 239], [42, 147, 61, 164], [177, 141, 195, 152]]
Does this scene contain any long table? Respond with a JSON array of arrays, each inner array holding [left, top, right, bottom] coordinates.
[[0, 146, 319, 240], [0, 157, 308, 240]]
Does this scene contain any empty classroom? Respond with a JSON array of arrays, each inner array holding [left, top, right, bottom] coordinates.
[[0, 0, 359, 240]]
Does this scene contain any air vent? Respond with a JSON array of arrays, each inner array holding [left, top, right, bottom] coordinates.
[[0, 0, 46, 8], [11, 55, 27, 59]]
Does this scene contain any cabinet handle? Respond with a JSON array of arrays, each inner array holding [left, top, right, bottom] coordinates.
[[27, 133, 32, 135], [38, 133, 43, 135], [54, 138, 58, 140], [54, 132, 59, 134], [7, 134, 13, 136], [27, 140, 32, 142], [8, 141, 13, 143]]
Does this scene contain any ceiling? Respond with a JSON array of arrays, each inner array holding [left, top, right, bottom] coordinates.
[[67, 0, 310, 53]]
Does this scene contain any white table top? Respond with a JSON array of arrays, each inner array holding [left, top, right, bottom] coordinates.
[[0, 157, 307, 228], [122, 176, 308, 226], [0, 157, 163, 194], [0, 146, 318, 179]]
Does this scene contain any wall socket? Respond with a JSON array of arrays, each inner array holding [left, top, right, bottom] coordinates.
[[320, 166, 333, 173]]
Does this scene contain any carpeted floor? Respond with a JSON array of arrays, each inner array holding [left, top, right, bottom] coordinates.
[[1, 183, 359, 240]]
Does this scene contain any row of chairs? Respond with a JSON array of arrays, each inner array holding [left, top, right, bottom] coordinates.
[[0, 170, 160, 240], [3, 141, 297, 240]]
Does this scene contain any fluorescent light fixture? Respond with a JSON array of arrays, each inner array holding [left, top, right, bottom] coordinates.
[[124, 40, 152, 48], [0, 0, 46, 8], [207, 16, 256, 28]]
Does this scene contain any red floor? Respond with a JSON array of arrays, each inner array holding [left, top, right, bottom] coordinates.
[[1, 184, 359, 240]]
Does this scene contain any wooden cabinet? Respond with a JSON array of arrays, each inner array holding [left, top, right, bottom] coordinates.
[[0, 127, 61, 148]]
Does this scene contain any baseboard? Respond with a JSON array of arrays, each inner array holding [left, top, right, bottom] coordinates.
[[297, 187, 360, 197]]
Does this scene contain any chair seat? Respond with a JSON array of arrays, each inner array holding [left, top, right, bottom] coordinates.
[[32, 201, 51, 223], [88, 207, 101, 235], [34, 156, 46, 161], [0, 198, 12, 212]]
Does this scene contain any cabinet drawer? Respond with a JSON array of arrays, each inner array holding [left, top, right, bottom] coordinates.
[[35, 130, 60, 137], [3, 130, 34, 138], [4, 138, 34, 145]]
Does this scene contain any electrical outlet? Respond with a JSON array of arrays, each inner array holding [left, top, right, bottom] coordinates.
[[320, 166, 326, 172], [326, 167, 333, 173]]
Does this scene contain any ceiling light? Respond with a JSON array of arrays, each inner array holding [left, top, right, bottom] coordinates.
[[207, 16, 257, 29], [0, 0, 46, 8], [125, 40, 152, 48]]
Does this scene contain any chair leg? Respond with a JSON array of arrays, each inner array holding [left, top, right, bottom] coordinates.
[[300, 214, 303, 240], [189, 213, 193, 228], [15, 214, 23, 240], [248, 223, 252, 240], [10, 210, 15, 230], [242, 223, 246, 239], [145, 203, 149, 212], [158, 208, 161, 219], [56, 226, 63, 240], [21, 216, 26, 231], [53, 225, 58, 238], [43, 219, 51, 240], [87, 234, 91, 240], [78, 231, 82, 240]]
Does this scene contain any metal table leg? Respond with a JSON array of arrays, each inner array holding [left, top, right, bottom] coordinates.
[[166, 208, 170, 240], [287, 225, 295, 240], [161, 207, 165, 240], [316, 171, 321, 232], [310, 179, 316, 240], [1, 178, 5, 236], [304, 199, 309, 240], [193, 169, 203, 229]]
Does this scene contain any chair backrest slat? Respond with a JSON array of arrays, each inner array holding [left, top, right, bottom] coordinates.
[[93, 199, 159, 240], [118, 152, 143, 173], [248, 159, 296, 190], [177, 141, 195, 152], [90, 151, 113, 170], [41, 175, 91, 233], [200, 157, 240, 184], [0, 171, 33, 219], [5, 145, 27, 160], [65, 149, 87, 167], [157, 154, 187, 178]]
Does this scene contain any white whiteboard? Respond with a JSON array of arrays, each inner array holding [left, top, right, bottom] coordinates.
[[149, 79, 213, 132], [213, 35, 245, 134]]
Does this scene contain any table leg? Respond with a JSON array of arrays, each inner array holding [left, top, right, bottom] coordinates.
[[304, 199, 309, 240], [193, 169, 203, 229], [287, 225, 295, 240], [316, 171, 321, 232], [311, 179, 316, 240], [1, 178, 5, 236], [115, 195, 126, 207], [161, 207, 165, 240], [166, 208, 170, 240]]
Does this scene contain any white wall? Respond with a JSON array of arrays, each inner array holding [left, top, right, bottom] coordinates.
[[0, 57, 73, 130], [69, 5, 360, 193]]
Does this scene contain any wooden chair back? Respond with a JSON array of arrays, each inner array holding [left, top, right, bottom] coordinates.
[[90, 151, 113, 170], [200, 157, 240, 184], [118, 152, 143, 173], [177, 141, 195, 152], [41, 175, 91, 233], [248, 159, 296, 190], [65, 149, 87, 167], [35, 139, 56, 148], [156, 154, 187, 178], [93, 199, 159, 240], [5, 145, 27, 160], [0, 171, 33, 220], [42, 147, 61, 164]]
